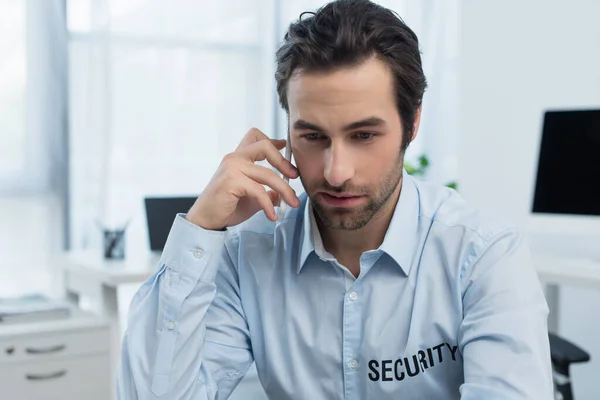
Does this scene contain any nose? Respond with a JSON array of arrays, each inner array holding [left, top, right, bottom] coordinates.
[[323, 142, 355, 188]]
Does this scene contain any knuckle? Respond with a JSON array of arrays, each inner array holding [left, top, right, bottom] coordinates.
[[252, 183, 267, 198], [262, 141, 281, 158], [259, 137, 272, 148], [221, 152, 240, 167], [220, 157, 241, 178], [246, 127, 263, 139]]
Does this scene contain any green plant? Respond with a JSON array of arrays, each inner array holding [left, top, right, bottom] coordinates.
[[405, 155, 458, 190], [404, 155, 429, 176]]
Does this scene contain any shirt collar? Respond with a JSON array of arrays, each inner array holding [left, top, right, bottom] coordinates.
[[296, 170, 419, 275]]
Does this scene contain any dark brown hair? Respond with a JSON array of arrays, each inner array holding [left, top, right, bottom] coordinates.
[[275, 0, 427, 149]]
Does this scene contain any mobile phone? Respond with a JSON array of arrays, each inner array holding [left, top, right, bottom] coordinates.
[[277, 132, 293, 220]]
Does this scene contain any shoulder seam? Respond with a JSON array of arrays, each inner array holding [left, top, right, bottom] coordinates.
[[419, 213, 508, 245]]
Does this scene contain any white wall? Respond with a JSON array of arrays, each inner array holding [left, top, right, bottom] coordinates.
[[459, 1, 600, 399]]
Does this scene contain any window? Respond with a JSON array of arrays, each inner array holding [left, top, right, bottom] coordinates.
[[68, 0, 277, 250], [0, 2, 26, 184]]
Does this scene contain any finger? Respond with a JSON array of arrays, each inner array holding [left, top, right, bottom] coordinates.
[[243, 180, 278, 221], [238, 139, 298, 180], [236, 127, 286, 151], [236, 128, 268, 150], [272, 138, 288, 150], [266, 190, 280, 206], [242, 164, 300, 207]]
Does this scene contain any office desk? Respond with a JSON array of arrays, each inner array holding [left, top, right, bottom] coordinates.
[[57, 250, 159, 344], [535, 256, 600, 289], [533, 255, 600, 334], [55, 250, 158, 400], [0, 308, 111, 400]]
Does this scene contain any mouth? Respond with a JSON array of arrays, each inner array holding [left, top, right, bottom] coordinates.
[[319, 192, 365, 208]]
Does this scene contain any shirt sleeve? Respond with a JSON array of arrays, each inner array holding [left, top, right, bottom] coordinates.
[[458, 228, 554, 399], [116, 214, 254, 400]]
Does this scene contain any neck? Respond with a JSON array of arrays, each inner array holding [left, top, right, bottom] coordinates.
[[317, 179, 402, 261]]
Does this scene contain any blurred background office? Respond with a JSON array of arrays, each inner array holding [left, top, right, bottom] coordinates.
[[0, 0, 598, 399]]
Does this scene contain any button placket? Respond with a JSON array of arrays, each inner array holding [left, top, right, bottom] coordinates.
[[342, 284, 362, 400]]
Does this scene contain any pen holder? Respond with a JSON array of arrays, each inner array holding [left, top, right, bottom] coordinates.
[[103, 229, 126, 259]]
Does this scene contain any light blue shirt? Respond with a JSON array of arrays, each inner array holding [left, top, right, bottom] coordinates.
[[117, 171, 553, 399]]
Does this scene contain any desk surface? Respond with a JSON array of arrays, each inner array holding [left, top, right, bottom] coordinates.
[[534, 255, 600, 289], [58, 251, 160, 287], [0, 306, 109, 338]]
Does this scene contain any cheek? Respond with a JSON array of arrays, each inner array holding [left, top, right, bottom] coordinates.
[[293, 142, 318, 164], [361, 145, 401, 177], [293, 147, 321, 178]]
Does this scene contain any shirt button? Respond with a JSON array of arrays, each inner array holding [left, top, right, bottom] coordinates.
[[167, 321, 175, 330], [348, 292, 358, 301], [193, 249, 204, 259], [348, 359, 358, 370]]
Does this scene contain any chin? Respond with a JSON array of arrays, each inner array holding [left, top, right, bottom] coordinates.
[[312, 201, 375, 231]]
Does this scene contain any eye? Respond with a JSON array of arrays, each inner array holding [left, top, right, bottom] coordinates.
[[303, 132, 324, 141], [354, 132, 375, 140]]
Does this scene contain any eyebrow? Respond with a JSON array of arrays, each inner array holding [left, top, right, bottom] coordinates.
[[292, 116, 386, 132]]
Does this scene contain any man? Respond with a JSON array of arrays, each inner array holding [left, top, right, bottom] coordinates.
[[117, 0, 553, 398]]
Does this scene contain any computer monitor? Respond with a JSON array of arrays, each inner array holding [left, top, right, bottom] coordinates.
[[532, 109, 600, 216], [144, 196, 197, 251], [529, 109, 600, 258]]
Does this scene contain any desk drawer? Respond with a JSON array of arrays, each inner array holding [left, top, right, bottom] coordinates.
[[0, 328, 109, 364], [0, 353, 111, 400]]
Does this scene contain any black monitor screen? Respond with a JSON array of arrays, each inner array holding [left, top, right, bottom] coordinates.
[[144, 197, 197, 251], [532, 109, 600, 216]]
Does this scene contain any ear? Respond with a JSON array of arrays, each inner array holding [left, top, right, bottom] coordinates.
[[410, 105, 423, 143]]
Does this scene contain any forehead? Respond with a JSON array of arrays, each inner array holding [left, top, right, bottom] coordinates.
[[286, 57, 397, 123]]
